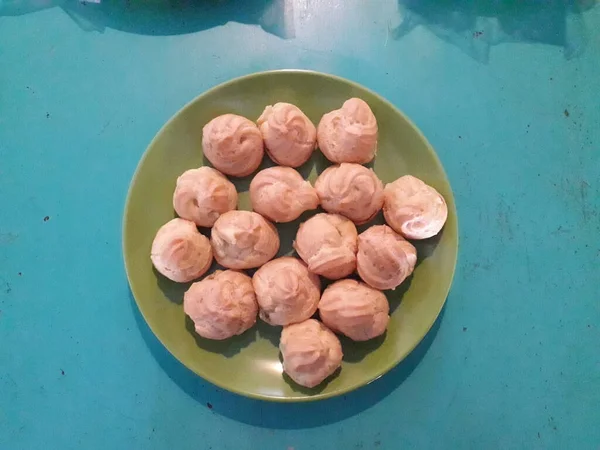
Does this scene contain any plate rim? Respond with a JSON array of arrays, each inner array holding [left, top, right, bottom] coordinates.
[[122, 69, 459, 402]]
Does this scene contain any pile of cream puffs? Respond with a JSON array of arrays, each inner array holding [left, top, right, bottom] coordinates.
[[150, 99, 448, 388]]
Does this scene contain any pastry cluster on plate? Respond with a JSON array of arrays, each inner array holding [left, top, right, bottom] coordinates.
[[150, 99, 448, 388]]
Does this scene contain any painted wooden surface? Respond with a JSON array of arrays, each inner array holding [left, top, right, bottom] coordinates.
[[1, 1, 599, 448]]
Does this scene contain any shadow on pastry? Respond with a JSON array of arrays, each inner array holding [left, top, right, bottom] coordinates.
[[340, 331, 386, 363], [155, 257, 225, 305], [154, 268, 190, 305], [201, 153, 266, 193], [385, 275, 413, 314], [282, 366, 342, 395], [314, 149, 375, 176], [356, 210, 386, 233], [184, 316, 257, 357], [314, 150, 332, 176], [263, 153, 315, 180], [256, 320, 281, 348], [132, 289, 446, 428], [412, 228, 443, 264], [273, 209, 319, 257]]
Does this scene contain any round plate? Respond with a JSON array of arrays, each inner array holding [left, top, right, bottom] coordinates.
[[123, 70, 458, 402]]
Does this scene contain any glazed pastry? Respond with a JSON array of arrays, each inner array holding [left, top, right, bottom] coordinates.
[[280, 319, 343, 388], [252, 257, 321, 326], [383, 175, 448, 239], [202, 114, 264, 177], [150, 218, 213, 283], [257, 102, 317, 167], [293, 213, 357, 280], [249, 167, 319, 223], [356, 225, 417, 290], [314, 163, 384, 224], [183, 270, 257, 340], [173, 166, 238, 227], [319, 279, 389, 341], [210, 211, 280, 270], [317, 98, 378, 164]]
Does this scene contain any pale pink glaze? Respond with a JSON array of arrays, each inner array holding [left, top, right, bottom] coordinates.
[[183, 270, 257, 340], [252, 257, 321, 326], [257, 103, 317, 167], [249, 167, 319, 223], [383, 175, 448, 239], [210, 211, 280, 270], [202, 114, 264, 177], [150, 218, 213, 283], [314, 163, 384, 224], [293, 213, 358, 280], [173, 167, 238, 227], [319, 279, 389, 341], [280, 319, 343, 388], [357, 225, 417, 290], [317, 98, 378, 164]]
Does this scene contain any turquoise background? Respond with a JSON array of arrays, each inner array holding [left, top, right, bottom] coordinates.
[[1, 1, 599, 448]]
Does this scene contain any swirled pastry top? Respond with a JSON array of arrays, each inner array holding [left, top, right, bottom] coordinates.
[[252, 257, 320, 326], [356, 224, 416, 290], [173, 167, 237, 227], [150, 218, 213, 283], [315, 163, 384, 224], [249, 167, 319, 223], [257, 102, 317, 167], [202, 114, 264, 177], [183, 270, 257, 340], [210, 211, 279, 270], [280, 319, 343, 388], [317, 98, 378, 164], [383, 175, 448, 240], [293, 213, 357, 280], [319, 279, 389, 341]]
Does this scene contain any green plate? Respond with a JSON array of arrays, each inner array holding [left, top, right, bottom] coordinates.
[[123, 70, 458, 402]]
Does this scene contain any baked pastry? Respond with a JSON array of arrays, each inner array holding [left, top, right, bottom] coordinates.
[[293, 213, 357, 279], [173, 166, 238, 227], [280, 319, 343, 388], [210, 211, 279, 269], [257, 102, 316, 167], [150, 218, 212, 282], [317, 98, 378, 164], [383, 175, 448, 239], [252, 257, 320, 326], [202, 114, 264, 177], [319, 279, 389, 341], [314, 163, 384, 224], [356, 225, 417, 290], [183, 270, 257, 340], [249, 166, 319, 223]]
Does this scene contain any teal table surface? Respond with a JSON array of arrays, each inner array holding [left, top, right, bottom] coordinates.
[[1, 1, 599, 449]]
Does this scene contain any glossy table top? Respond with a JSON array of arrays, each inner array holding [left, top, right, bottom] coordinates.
[[1, 1, 599, 449]]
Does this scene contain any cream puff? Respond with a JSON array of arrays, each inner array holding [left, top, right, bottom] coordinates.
[[314, 163, 384, 224], [183, 270, 257, 340], [293, 213, 357, 279], [317, 98, 378, 164], [383, 175, 448, 239], [257, 102, 317, 167], [319, 279, 389, 341], [252, 257, 320, 326], [356, 225, 417, 290], [202, 114, 264, 177], [210, 211, 280, 269], [280, 319, 343, 388], [249, 167, 319, 223], [173, 167, 238, 227], [150, 218, 213, 283]]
